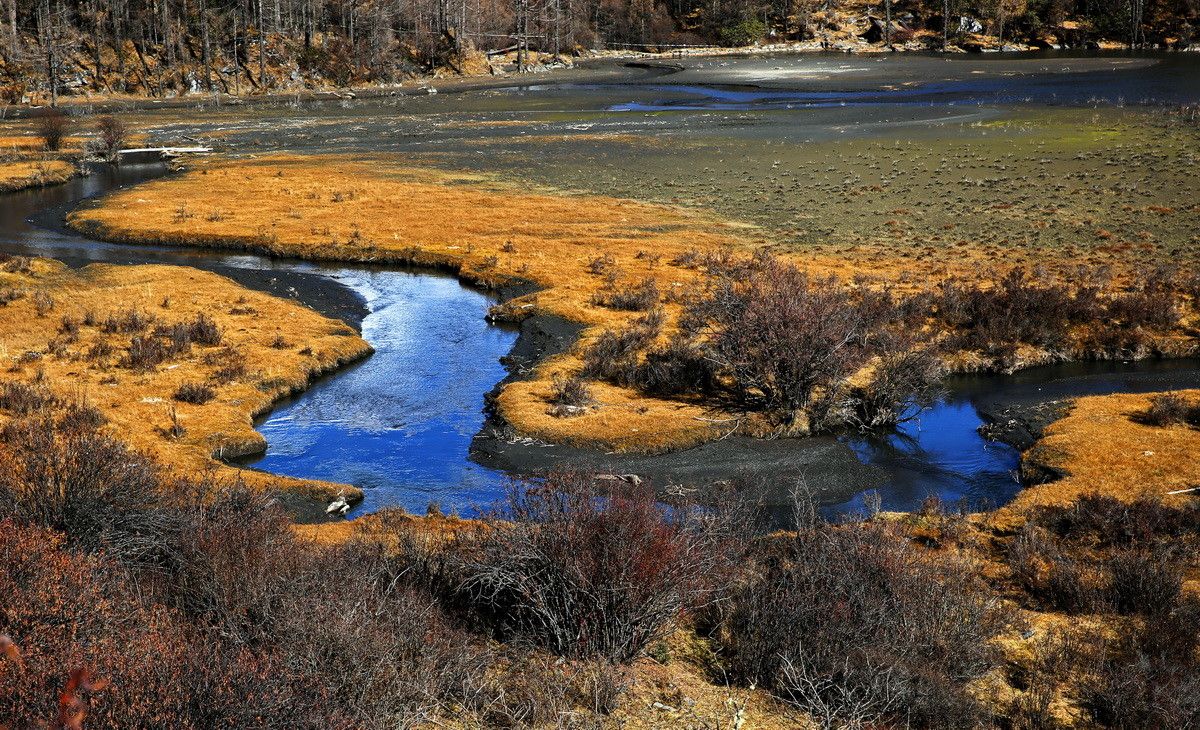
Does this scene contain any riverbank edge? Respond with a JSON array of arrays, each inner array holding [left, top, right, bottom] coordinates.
[[12, 35, 1200, 118]]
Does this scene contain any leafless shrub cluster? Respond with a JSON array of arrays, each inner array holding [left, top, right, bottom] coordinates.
[[88, 115, 128, 162], [939, 265, 1188, 360], [173, 382, 215, 405], [203, 345, 247, 383], [120, 333, 177, 370], [583, 254, 928, 432], [1007, 494, 1200, 617], [34, 109, 68, 151], [1142, 392, 1200, 427], [0, 255, 33, 274], [0, 403, 499, 728], [0, 287, 23, 306], [590, 277, 660, 311], [458, 471, 743, 663], [580, 308, 664, 383], [0, 404, 165, 564], [0, 381, 60, 414], [101, 307, 156, 334], [548, 373, 593, 416], [722, 519, 1010, 729]]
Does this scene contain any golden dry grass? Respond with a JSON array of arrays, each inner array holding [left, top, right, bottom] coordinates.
[[998, 389, 1200, 522], [0, 159, 75, 192], [0, 257, 372, 505], [66, 154, 779, 450]]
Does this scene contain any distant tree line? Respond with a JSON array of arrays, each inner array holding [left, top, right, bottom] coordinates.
[[0, 0, 1195, 101]]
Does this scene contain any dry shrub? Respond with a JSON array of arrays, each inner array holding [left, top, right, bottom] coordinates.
[[0, 410, 495, 727], [1107, 547, 1182, 616], [173, 382, 216, 405], [548, 373, 593, 416], [1080, 597, 1200, 728], [0, 521, 211, 729], [683, 255, 893, 427], [31, 290, 54, 317], [0, 286, 23, 306], [840, 347, 945, 430], [204, 346, 246, 383], [0, 405, 168, 565], [937, 266, 1188, 358], [724, 521, 1010, 729], [0, 381, 60, 414], [101, 307, 155, 334], [580, 255, 945, 432], [633, 333, 713, 396], [1143, 392, 1198, 427], [458, 471, 741, 663], [591, 277, 660, 311], [1007, 526, 1104, 614], [93, 115, 127, 162], [185, 313, 223, 346], [580, 308, 663, 383], [1011, 494, 1200, 616], [0, 254, 33, 274], [121, 333, 172, 370], [937, 268, 1076, 351], [34, 109, 69, 151]]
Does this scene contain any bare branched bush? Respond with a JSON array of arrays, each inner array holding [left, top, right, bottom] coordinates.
[[121, 333, 171, 370], [458, 471, 741, 663], [1007, 526, 1103, 613], [101, 307, 155, 334], [0, 381, 60, 414], [0, 405, 169, 566], [591, 277, 660, 311], [686, 256, 883, 427], [94, 115, 127, 162], [173, 382, 216, 405], [1011, 495, 1200, 616], [31, 290, 54, 317], [1080, 596, 1200, 728], [185, 313, 223, 346], [1108, 547, 1183, 616], [839, 347, 945, 431], [580, 309, 663, 383], [724, 521, 1010, 728], [548, 373, 593, 416], [35, 109, 68, 151], [1143, 392, 1196, 426]]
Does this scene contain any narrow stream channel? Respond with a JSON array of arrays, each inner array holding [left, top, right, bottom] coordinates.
[[2, 162, 1197, 520]]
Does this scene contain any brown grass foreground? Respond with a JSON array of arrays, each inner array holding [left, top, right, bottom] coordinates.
[[0, 256, 372, 505]]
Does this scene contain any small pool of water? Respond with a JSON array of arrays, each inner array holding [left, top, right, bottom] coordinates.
[[828, 357, 1200, 516], [836, 400, 1022, 515]]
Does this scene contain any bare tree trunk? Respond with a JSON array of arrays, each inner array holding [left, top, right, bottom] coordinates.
[[884, 0, 892, 47], [942, 0, 949, 50], [112, 0, 127, 91], [257, 0, 266, 88], [39, 0, 59, 105], [201, 0, 211, 91], [233, 11, 240, 95], [7, 0, 17, 58]]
